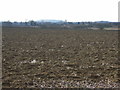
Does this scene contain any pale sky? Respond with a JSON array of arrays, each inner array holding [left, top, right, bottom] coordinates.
[[0, 0, 119, 22]]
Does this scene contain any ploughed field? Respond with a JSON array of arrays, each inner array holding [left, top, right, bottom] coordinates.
[[2, 27, 120, 88]]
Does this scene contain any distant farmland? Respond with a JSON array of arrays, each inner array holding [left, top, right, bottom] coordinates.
[[2, 27, 120, 88]]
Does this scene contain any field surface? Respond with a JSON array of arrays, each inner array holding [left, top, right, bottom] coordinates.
[[2, 27, 120, 88]]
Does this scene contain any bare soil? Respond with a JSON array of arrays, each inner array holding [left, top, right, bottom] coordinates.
[[2, 27, 120, 88]]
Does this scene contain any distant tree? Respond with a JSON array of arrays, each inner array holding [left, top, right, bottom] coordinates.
[[78, 22, 80, 24], [25, 22, 28, 26], [2, 21, 12, 26], [68, 22, 73, 24], [29, 20, 36, 26], [96, 23, 112, 30]]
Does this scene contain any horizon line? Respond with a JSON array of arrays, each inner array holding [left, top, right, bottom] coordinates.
[[0, 19, 119, 22]]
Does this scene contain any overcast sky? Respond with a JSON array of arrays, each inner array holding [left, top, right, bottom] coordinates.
[[0, 0, 119, 22]]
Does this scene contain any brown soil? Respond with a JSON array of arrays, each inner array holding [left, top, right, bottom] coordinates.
[[2, 27, 120, 88]]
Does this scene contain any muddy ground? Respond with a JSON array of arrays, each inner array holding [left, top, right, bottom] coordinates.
[[2, 27, 120, 88]]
